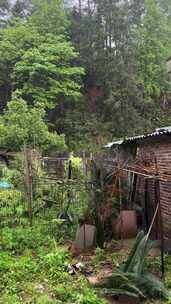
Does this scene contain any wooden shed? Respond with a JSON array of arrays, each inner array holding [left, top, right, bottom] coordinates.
[[105, 127, 171, 240]]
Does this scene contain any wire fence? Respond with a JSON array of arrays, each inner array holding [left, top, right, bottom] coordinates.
[[0, 150, 94, 231]]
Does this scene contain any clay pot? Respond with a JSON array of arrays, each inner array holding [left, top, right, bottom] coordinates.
[[112, 210, 137, 239]]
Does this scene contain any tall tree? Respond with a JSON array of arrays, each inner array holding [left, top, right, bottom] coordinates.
[[30, 0, 68, 35], [13, 34, 84, 108], [69, 0, 146, 138], [0, 0, 10, 27], [137, 0, 171, 98], [11, 0, 31, 18], [0, 22, 41, 110], [0, 21, 83, 109], [68, 0, 171, 144]]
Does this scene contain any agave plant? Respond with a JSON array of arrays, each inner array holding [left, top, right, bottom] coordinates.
[[97, 231, 169, 300]]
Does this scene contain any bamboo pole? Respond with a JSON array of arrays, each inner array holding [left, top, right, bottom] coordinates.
[[145, 203, 159, 243], [112, 165, 171, 182]]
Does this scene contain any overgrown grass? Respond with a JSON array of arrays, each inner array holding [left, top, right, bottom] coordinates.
[[0, 221, 107, 304]]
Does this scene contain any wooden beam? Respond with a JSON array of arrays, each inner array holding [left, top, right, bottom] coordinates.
[[155, 179, 165, 277]]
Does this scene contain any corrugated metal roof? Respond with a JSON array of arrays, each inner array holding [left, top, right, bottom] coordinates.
[[105, 126, 171, 148]]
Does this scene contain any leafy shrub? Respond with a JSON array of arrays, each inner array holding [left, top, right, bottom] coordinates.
[[0, 189, 22, 207], [0, 252, 13, 271], [0, 189, 23, 225], [0, 92, 66, 152], [0, 225, 51, 253], [39, 248, 68, 278]]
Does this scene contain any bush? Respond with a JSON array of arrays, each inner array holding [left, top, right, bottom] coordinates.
[[0, 92, 67, 152]]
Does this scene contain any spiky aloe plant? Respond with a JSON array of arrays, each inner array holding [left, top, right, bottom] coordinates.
[[97, 232, 169, 300]]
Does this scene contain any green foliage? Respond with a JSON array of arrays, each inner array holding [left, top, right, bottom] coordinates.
[[0, 189, 22, 208], [136, 0, 171, 97], [98, 232, 169, 300], [39, 247, 68, 277], [92, 247, 105, 265], [0, 225, 51, 254], [0, 17, 83, 108], [65, 154, 84, 179], [0, 222, 107, 304], [14, 34, 84, 108], [0, 21, 41, 93], [44, 178, 89, 236], [30, 0, 68, 35], [0, 6, 84, 150], [0, 189, 23, 226], [67, 0, 171, 143], [0, 92, 66, 152], [0, 0, 171, 148]]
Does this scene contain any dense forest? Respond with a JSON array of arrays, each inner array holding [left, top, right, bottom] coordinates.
[[0, 0, 171, 151], [1, 2, 171, 304]]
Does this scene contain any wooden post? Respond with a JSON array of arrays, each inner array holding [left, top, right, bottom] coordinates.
[[83, 152, 87, 177], [130, 173, 137, 208], [144, 178, 149, 233], [24, 148, 33, 226], [155, 178, 165, 277], [65, 160, 72, 214], [28, 149, 33, 227], [68, 160, 72, 180], [119, 174, 123, 246], [154, 154, 165, 277], [83, 223, 86, 251], [56, 160, 58, 178]]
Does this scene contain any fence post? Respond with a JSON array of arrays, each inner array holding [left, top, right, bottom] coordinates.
[[24, 148, 33, 226]]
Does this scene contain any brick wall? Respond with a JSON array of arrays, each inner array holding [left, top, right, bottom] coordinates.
[[136, 139, 171, 238]]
